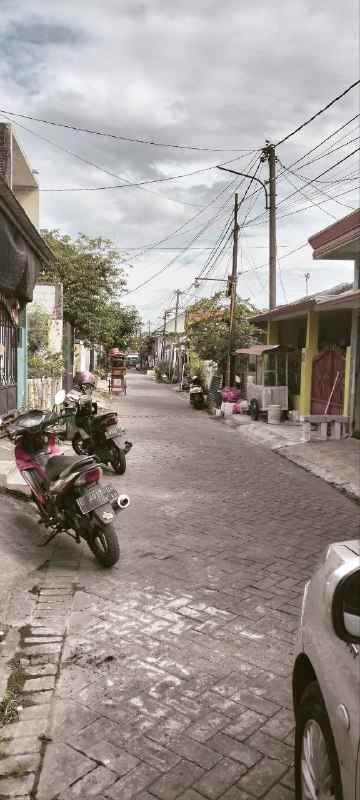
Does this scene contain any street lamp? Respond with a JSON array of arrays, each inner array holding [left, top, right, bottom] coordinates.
[[194, 277, 228, 289], [216, 166, 269, 210]]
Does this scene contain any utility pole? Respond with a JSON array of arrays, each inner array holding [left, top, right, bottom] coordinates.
[[225, 192, 239, 386], [161, 310, 169, 360], [262, 143, 277, 309], [173, 290, 183, 383], [305, 272, 310, 296], [174, 289, 182, 335]]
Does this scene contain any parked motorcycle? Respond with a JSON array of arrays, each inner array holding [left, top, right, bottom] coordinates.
[[4, 390, 129, 567], [66, 385, 132, 475], [189, 376, 206, 409]]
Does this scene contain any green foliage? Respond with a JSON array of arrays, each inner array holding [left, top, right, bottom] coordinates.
[[140, 335, 155, 358], [0, 689, 18, 726], [28, 352, 64, 378], [99, 302, 139, 351], [41, 230, 139, 349], [27, 305, 50, 355], [186, 292, 260, 370]]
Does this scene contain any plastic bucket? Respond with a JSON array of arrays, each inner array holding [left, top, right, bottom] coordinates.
[[267, 404, 281, 425]]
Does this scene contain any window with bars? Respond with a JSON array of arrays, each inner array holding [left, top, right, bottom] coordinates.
[[0, 300, 18, 386]]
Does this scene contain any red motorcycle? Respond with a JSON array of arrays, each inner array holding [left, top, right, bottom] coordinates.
[[5, 390, 129, 567]]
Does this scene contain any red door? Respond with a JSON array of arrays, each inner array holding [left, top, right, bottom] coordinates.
[[311, 349, 345, 414]]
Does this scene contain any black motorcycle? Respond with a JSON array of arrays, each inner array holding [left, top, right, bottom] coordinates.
[[66, 388, 132, 475]]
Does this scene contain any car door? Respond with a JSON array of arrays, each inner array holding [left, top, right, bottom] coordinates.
[[302, 544, 360, 798]]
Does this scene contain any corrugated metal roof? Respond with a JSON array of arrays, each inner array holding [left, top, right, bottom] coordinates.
[[251, 283, 354, 323], [233, 344, 281, 356]]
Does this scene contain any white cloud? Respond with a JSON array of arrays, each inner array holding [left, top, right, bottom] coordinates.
[[0, 0, 358, 320]]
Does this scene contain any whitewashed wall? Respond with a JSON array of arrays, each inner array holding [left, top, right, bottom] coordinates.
[[27, 378, 62, 410]]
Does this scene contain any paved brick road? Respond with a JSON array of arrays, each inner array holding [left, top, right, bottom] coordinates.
[[0, 373, 358, 799]]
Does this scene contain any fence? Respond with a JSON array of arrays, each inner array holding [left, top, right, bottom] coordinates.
[[27, 378, 62, 410]]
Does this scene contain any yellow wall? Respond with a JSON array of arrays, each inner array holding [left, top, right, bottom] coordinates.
[[299, 311, 319, 416], [343, 345, 351, 416], [267, 320, 279, 345]]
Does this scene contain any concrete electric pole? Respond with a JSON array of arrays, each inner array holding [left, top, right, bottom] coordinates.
[[263, 143, 277, 309], [174, 289, 182, 335], [225, 192, 239, 386]]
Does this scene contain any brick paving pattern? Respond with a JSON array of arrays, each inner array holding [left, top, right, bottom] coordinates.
[[0, 374, 358, 798]]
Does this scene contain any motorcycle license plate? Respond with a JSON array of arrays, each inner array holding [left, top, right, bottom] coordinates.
[[105, 425, 123, 439], [77, 484, 118, 514]]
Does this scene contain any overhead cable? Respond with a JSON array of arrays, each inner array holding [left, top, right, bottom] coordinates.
[[0, 106, 256, 153], [275, 79, 360, 147]]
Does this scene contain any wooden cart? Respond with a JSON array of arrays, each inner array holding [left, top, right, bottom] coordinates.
[[109, 348, 127, 396], [233, 344, 291, 420]]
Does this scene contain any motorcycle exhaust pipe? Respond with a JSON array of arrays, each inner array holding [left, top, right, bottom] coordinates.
[[113, 494, 130, 511]]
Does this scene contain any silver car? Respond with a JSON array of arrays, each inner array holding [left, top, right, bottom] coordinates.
[[293, 539, 360, 799]]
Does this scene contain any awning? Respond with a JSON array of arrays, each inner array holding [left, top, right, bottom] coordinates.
[[308, 209, 360, 261], [0, 175, 52, 303], [233, 344, 285, 356]]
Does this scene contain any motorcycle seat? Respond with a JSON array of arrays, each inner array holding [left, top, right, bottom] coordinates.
[[45, 454, 94, 481]]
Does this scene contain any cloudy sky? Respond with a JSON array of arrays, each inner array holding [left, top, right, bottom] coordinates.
[[1, 0, 359, 326]]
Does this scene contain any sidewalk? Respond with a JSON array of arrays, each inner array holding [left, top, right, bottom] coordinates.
[[223, 413, 360, 501]]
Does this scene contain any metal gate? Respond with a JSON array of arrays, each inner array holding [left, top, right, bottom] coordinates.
[[0, 299, 17, 416], [311, 349, 345, 415]]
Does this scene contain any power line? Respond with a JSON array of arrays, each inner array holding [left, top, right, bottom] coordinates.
[[155, 164, 261, 308], [277, 146, 360, 206], [240, 241, 309, 277], [245, 183, 359, 228], [243, 147, 360, 228], [279, 165, 337, 220], [275, 79, 360, 147], [0, 112, 203, 210], [298, 135, 360, 170], [278, 113, 360, 175], [126, 201, 235, 294], [279, 158, 357, 213], [127, 153, 259, 262], [39, 155, 247, 192], [0, 106, 256, 153]]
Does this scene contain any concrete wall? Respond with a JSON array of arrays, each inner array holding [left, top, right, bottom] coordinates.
[[14, 186, 39, 227], [28, 377, 62, 410], [74, 342, 92, 373], [30, 283, 63, 354]]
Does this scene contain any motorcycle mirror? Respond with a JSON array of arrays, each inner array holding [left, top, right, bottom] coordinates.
[[54, 389, 66, 406]]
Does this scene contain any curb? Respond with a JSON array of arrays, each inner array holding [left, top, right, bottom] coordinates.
[[276, 446, 360, 504], [217, 414, 360, 504]]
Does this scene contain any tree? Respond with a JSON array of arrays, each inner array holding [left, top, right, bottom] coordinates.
[[186, 292, 260, 374], [41, 231, 138, 349]]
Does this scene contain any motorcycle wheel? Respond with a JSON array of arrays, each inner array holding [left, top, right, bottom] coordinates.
[[87, 522, 120, 567], [109, 442, 127, 475], [72, 431, 89, 456]]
